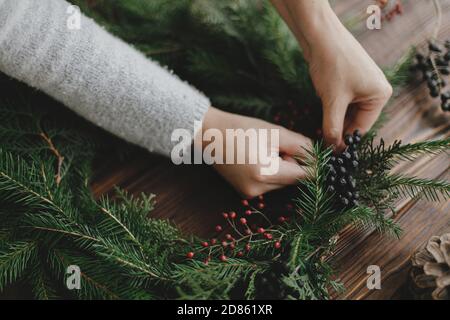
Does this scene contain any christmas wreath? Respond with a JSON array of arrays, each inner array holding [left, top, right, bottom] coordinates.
[[0, 0, 449, 300]]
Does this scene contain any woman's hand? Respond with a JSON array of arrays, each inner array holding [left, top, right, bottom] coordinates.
[[271, 0, 393, 150], [199, 107, 312, 198]]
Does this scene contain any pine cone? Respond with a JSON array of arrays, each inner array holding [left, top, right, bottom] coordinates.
[[410, 233, 450, 300]]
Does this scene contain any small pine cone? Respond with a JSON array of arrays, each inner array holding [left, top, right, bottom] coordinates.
[[410, 233, 450, 300]]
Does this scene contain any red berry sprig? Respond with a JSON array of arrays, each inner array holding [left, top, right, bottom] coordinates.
[[188, 193, 294, 263]]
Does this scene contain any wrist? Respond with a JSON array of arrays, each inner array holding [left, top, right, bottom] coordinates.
[[291, 1, 345, 62], [198, 106, 229, 150]]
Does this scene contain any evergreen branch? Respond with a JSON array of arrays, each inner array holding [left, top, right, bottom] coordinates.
[[389, 139, 450, 163], [52, 249, 123, 300], [28, 260, 58, 300], [39, 132, 64, 185], [340, 206, 402, 238], [99, 206, 141, 248], [29, 226, 99, 243], [384, 47, 414, 88], [387, 174, 450, 202], [93, 240, 167, 280], [359, 138, 450, 173], [0, 150, 63, 212], [0, 241, 37, 291]]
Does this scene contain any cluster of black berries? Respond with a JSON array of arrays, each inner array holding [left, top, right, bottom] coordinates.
[[326, 130, 361, 209], [412, 40, 450, 112]]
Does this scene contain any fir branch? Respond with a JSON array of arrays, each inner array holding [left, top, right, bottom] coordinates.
[[387, 174, 450, 202], [173, 259, 258, 300], [295, 143, 334, 223], [359, 137, 450, 173], [0, 241, 37, 291], [384, 48, 414, 88], [28, 260, 58, 300], [341, 206, 402, 238], [39, 132, 64, 185]]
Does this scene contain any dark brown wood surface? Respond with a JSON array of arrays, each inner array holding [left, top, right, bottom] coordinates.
[[91, 0, 450, 300]]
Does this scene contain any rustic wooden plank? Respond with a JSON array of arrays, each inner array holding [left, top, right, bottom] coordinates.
[[91, 153, 242, 238], [89, 0, 450, 300]]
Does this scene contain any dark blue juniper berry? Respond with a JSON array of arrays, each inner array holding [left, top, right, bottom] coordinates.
[[326, 129, 362, 209], [412, 40, 450, 112]]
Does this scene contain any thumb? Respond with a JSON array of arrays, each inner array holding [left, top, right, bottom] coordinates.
[[279, 128, 312, 158], [265, 159, 308, 185], [322, 96, 349, 150], [344, 100, 385, 138]]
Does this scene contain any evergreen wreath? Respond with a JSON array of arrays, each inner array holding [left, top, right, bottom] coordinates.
[[0, 0, 449, 300]]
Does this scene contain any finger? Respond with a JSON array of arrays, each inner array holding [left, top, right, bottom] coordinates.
[[264, 159, 307, 185], [322, 95, 350, 150], [344, 100, 384, 137], [281, 154, 298, 164], [279, 128, 313, 158], [253, 182, 287, 196]]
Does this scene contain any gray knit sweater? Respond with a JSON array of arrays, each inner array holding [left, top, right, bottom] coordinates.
[[0, 0, 210, 156]]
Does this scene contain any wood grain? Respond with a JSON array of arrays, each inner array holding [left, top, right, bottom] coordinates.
[[89, 0, 450, 300]]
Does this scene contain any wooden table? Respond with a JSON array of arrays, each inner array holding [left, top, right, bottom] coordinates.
[[91, 0, 450, 300]]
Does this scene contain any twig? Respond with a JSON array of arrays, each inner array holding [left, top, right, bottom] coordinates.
[[100, 206, 142, 249], [39, 132, 64, 185]]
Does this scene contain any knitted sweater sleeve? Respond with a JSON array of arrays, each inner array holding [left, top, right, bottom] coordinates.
[[0, 0, 210, 156]]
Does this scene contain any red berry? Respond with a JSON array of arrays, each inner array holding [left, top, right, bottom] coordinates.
[[229, 243, 235, 250], [258, 195, 264, 201], [186, 252, 194, 259], [210, 238, 217, 245], [278, 216, 287, 223], [257, 227, 265, 234], [245, 229, 252, 235], [245, 209, 252, 216], [241, 199, 249, 206], [222, 212, 229, 219], [215, 225, 222, 232], [245, 244, 251, 251], [274, 241, 281, 249], [222, 241, 228, 247], [220, 255, 227, 262], [237, 251, 244, 257], [258, 202, 265, 209], [264, 233, 273, 240], [225, 234, 233, 240], [229, 211, 237, 219], [201, 241, 209, 248], [240, 218, 247, 225]]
